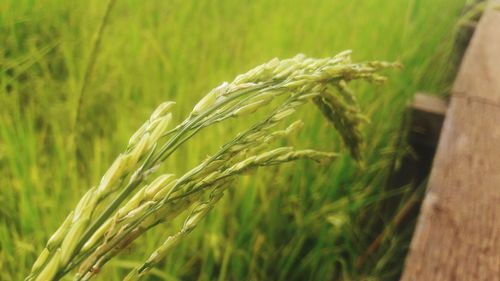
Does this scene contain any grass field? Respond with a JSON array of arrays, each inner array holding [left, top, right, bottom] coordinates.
[[1, 0, 469, 280]]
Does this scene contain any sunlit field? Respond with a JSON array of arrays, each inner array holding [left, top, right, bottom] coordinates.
[[1, 0, 469, 280]]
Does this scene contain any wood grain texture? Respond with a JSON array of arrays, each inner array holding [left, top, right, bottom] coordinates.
[[401, 1, 500, 280], [413, 93, 448, 116], [401, 98, 500, 281], [453, 0, 500, 101]]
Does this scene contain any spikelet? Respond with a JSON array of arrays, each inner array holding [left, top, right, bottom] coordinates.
[[144, 174, 176, 198], [271, 108, 296, 122], [81, 218, 114, 252], [60, 217, 91, 266], [34, 249, 61, 281], [46, 211, 74, 250], [30, 248, 50, 274], [231, 100, 266, 117], [97, 156, 127, 193], [150, 101, 175, 121], [192, 82, 228, 115]]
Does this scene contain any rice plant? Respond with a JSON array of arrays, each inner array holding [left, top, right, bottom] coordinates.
[[26, 52, 397, 281]]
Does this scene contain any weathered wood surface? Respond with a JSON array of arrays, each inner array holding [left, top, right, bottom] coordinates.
[[412, 93, 448, 116], [400, 1, 500, 281], [453, 0, 500, 101]]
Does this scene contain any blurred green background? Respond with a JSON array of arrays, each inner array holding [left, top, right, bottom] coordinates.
[[0, 0, 470, 280]]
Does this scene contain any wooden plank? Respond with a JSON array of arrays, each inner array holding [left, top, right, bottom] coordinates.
[[401, 98, 500, 281], [400, 1, 500, 280], [412, 93, 448, 116], [453, 0, 500, 101]]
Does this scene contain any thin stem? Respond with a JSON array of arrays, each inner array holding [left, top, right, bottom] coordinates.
[[73, 0, 117, 135]]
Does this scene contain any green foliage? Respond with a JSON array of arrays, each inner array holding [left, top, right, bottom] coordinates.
[[0, 0, 467, 280]]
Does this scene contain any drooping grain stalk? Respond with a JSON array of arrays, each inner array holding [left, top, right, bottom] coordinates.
[[26, 51, 399, 281]]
